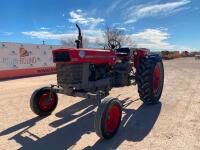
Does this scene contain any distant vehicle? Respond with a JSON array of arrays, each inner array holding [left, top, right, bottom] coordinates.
[[161, 51, 180, 59], [195, 54, 200, 59]]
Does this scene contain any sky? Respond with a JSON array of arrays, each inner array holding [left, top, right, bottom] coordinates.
[[0, 0, 199, 51]]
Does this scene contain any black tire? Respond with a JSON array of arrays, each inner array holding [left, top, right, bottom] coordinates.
[[94, 97, 122, 139], [136, 55, 164, 105], [30, 87, 58, 116]]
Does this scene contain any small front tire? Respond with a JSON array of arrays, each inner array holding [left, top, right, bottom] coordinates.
[[30, 87, 58, 116], [94, 97, 122, 139]]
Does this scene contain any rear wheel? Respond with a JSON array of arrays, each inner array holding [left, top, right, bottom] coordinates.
[[30, 87, 58, 116], [94, 97, 122, 139], [136, 55, 164, 105]]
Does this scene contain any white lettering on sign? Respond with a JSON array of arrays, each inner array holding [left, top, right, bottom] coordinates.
[[0, 58, 19, 65], [0, 42, 60, 71]]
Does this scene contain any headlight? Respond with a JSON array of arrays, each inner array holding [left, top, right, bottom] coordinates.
[[79, 50, 85, 58]]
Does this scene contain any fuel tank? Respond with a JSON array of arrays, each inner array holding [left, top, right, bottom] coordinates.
[[52, 48, 116, 65]]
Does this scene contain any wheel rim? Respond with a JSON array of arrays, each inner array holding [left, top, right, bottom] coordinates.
[[105, 105, 121, 133], [153, 64, 161, 95], [38, 92, 56, 111]]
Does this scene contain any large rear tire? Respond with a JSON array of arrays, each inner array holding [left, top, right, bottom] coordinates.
[[136, 55, 164, 105], [94, 97, 122, 139], [30, 87, 58, 116]]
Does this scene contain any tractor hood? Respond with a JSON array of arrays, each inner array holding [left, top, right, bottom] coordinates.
[[52, 48, 116, 65]]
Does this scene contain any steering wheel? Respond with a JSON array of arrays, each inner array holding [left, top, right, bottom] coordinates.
[[108, 39, 121, 49]]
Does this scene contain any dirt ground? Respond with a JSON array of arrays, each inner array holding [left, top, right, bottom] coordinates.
[[0, 57, 200, 150]]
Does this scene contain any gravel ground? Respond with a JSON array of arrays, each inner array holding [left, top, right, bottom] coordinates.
[[0, 57, 200, 150]]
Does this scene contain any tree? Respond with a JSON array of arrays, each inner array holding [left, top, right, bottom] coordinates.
[[61, 36, 76, 47], [96, 26, 136, 48], [61, 36, 89, 48]]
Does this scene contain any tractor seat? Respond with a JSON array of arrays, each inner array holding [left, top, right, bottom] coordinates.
[[116, 48, 130, 55]]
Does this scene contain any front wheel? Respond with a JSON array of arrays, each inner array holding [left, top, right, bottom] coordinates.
[[30, 87, 58, 116], [94, 97, 122, 139], [136, 55, 164, 105]]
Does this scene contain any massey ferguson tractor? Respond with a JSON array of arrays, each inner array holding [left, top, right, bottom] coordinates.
[[30, 24, 164, 139]]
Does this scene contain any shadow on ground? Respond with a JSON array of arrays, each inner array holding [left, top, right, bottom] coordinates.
[[0, 98, 161, 150], [84, 101, 162, 150]]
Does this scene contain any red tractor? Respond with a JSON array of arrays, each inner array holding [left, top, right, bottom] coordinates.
[[30, 24, 164, 139]]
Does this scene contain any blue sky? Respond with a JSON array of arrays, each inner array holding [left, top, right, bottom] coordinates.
[[0, 0, 199, 51]]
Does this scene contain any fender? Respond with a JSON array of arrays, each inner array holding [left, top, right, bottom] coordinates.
[[133, 48, 150, 69]]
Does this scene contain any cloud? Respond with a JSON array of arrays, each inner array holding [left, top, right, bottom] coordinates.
[[1, 32, 13, 36], [176, 45, 197, 51], [22, 29, 104, 44], [115, 27, 127, 31], [82, 29, 104, 43], [106, 0, 123, 15], [130, 28, 175, 50], [121, 0, 134, 9], [22, 28, 196, 51], [40, 27, 50, 30], [22, 31, 75, 40], [76, 9, 82, 13], [56, 25, 65, 28], [22, 27, 173, 50], [125, 0, 191, 23], [68, 9, 104, 26]]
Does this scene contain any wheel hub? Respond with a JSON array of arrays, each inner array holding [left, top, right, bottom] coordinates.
[[39, 92, 56, 111], [105, 105, 121, 133]]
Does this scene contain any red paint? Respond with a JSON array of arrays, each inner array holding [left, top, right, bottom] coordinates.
[[105, 105, 121, 133], [53, 48, 116, 65], [0, 67, 56, 80], [133, 48, 149, 68], [38, 92, 56, 111], [153, 64, 160, 94]]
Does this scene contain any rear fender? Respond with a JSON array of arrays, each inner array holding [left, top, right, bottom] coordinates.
[[133, 48, 150, 69]]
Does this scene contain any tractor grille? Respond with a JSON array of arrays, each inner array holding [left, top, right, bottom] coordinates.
[[53, 52, 70, 62], [56, 64, 83, 85]]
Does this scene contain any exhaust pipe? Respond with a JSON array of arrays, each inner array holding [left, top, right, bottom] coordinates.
[[75, 24, 83, 48]]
